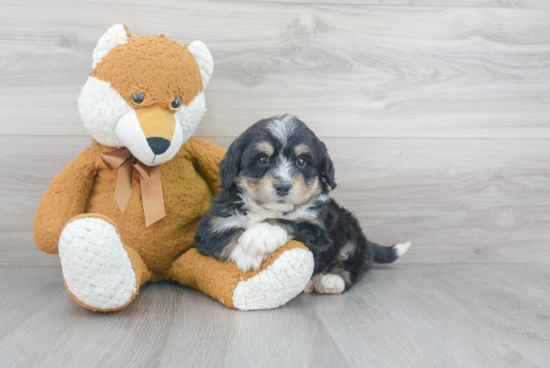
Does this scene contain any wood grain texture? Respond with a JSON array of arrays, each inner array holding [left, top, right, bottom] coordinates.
[[0, 231, 60, 266], [0, 280, 182, 367], [159, 287, 349, 367], [245, 0, 550, 8], [1, 0, 549, 265], [2, 135, 549, 265], [0, 264, 549, 367], [1, 0, 550, 138], [313, 263, 550, 367], [0, 267, 64, 338], [1, 1, 548, 366]]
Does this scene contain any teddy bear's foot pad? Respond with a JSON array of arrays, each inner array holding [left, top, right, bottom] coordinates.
[[59, 217, 137, 310], [232, 247, 314, 310]]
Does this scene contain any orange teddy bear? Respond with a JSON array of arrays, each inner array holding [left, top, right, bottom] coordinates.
[[34, 25, 314, 311]]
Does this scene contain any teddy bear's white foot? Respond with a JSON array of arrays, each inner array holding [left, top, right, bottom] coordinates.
[[59, 217, 137, 311], [232, 247, 314, 310]]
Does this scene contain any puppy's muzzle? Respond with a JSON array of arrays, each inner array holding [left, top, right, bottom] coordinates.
[[274, 182, 292, 197]]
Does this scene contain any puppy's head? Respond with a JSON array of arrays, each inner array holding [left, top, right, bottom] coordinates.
[[220, 115, 336, 211]]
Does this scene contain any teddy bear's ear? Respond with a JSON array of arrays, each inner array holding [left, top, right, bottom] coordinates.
[[188, 41, 214, 85], [91, 24, 131, 69]]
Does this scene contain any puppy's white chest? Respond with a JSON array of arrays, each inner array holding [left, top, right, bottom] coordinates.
[[245, 208, 287, 227], [245, 206, 320, 228]]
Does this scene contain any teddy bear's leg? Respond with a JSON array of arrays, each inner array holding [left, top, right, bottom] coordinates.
[[59, 214, 151, 312], [167, 241, 314, 310]]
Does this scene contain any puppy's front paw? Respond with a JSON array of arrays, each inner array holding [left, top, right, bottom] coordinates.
[[238, 223, 288, 258], [229, 223, 289, 272], [229, 243, 263, 272]]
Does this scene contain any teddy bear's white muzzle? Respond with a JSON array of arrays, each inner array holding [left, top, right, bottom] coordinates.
[[116, 109, 184, 166]]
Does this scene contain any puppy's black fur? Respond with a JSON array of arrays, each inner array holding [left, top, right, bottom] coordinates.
[[195, 115, 407, 292]]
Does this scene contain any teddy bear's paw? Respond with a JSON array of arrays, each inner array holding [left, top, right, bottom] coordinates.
[[238, 223, 288, 258], [232, 247, 314, 310], [59, 217, 137, 310]]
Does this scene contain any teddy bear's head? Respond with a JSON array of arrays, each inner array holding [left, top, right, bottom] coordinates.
[[78, 24, 213, 166]]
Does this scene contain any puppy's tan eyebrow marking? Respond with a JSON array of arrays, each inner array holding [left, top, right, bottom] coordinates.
[[255, 141, 274, 156], [295, 143, 311, 156]]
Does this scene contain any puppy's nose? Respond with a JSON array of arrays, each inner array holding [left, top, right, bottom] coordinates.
[[147, 137, 170, 155], [274, 182, 292, 197]]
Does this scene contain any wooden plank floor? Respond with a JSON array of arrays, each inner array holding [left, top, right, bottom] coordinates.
[[1, 1, 549, 366], [3, 135, 549, 265], [1, 0, 549, 265], [3, 1, 550, 139], [0, 263, 549, 367]]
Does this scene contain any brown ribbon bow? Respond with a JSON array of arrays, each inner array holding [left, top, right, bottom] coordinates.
[[100, 148, 165, 227]]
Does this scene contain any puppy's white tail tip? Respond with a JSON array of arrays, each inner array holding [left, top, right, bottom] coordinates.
[[394, 241, 412, 257]]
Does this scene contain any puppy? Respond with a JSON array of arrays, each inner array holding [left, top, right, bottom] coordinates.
[[195, 115, 411, 294]]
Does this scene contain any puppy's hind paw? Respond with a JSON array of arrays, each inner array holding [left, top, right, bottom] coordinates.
[[314, 274, 345, 295], [304, 273, 322, 293]]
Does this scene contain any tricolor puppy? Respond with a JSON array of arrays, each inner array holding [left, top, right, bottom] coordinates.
[[195, 115, 411, 294]]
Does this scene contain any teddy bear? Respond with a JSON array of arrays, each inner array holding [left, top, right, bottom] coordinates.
[[33, 24, 314, 311]]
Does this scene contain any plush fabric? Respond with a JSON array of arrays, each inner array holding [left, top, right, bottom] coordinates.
[[168, 241, 312, 310], [91, 35, 204, 109], [33, 25, 314, 311], [36, 138, 223, 272]]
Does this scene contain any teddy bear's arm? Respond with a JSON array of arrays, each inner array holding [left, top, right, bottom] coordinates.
[[187, 137, 226, 195], [33, 148, 97, 254]]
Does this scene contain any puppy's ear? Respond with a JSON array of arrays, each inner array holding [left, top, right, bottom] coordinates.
[[220, 136, 246, 189], [319, 141, 337, 190]]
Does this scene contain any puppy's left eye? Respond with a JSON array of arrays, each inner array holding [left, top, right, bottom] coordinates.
[[296, 157, 306, 168], [171, 96, 182, 110], [257, 155, 268, 165]]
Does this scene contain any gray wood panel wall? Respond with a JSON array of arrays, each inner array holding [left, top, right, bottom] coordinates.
[[1, 0, 549, 265]]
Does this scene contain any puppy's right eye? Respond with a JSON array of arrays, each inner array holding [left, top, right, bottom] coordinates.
[[257, 155, 268, 165], [296, 157, 306, 168]]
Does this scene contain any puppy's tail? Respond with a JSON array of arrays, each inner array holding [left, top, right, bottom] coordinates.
[[371, 241, 412, 264]]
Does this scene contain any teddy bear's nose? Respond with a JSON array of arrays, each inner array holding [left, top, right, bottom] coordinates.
[[147, 137, 170, 155]]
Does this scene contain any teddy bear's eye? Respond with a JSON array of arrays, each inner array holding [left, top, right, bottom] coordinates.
[[131, 92, 145, 106], [171, 96, 182, 110]]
